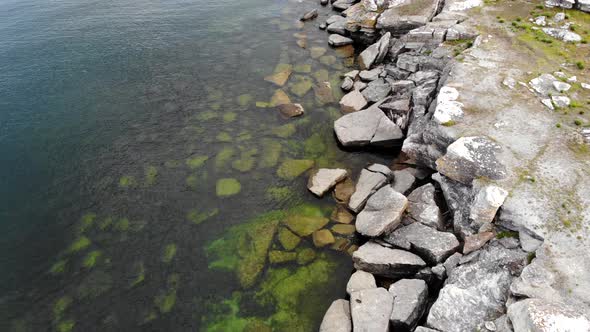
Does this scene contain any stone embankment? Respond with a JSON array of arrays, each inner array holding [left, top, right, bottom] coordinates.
[[305, 0, 590, 331]]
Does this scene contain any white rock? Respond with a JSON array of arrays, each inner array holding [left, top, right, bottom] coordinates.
[[552, 81, 571, 92], [542, 27, 582, 42], [508, 299, 590, 332], [503, 77, 516, 89], [433, 100, 464, 124], [308, 168, 348, 197], [469, 185, 509, 226], [554, 12, 566, 22], [530, 74, 558, 96], [567, 76, 577, 83], [329, 34, 354, 46], [552, 95, 570, 108], [320, 299, 352, 332], [346, 270, 377, 295], [541, 98, 554, 110], [581, 82, 590, 90], [350, 288, 394, 332], [534, 16, 546, 26]]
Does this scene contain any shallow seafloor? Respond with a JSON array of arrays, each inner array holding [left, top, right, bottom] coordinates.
[[0, 0, 395, 330]]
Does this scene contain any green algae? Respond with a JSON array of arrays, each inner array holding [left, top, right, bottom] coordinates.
[[201, 293, 271, 332], [162, 244, 177, 263], [259, 140, 282, 169], [76, 270, 113, 299], [223, 112, 237, 123], [50, 259, 68, 275], [83, 250, 102, 268], [256, 101, 270, 108], [216, 132, 232, 143], [98, 217, 113, 231], [215, 146, 236, 169], [319, 55, 337, 66], [68, 236, 90, 253], [232, 148, 258, 172], [268, 250, 297, 264], [145, 166, 158, 186], [216, 178, 242, 197], [186, 155, 209, 169], [312, 69, 330, 82], [114, 218, 130, 232], [186, 174, 199, 190], [270, 123, 296, 138], [265, 186, 293, 203], [276, 159, 314, 180], [119, 175, 136, 188], [56, 320, 75, 332], [129, 262, 146, 288], [236, 131, 252, 142], [237, 94, 253, 107], [289, 75, 313, 97], [188, 208, 219, 224], [155, 290, 177, 314], [283, 204, 330, 236], [303, 133, 327, 157], [296, 248, 317, 265], [293, 63, 312, 73], [206, 211, 282, 288], [278, 227, 300, 250], [78, 213, 96, 233], [53, 296, 72, 320]]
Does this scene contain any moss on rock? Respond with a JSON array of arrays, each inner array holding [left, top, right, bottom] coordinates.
[[268, 250, 297, 264], [276, 159, 314, 180], [216, 178, 242, 197], [278, 227, 301, 250], [186, 155, 209, 169]]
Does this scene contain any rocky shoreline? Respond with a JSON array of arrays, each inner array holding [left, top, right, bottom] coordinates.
[[300, 0, 590, 331]]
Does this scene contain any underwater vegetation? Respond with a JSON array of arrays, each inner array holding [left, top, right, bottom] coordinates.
[[216, 178, 242, 197], [187, 208, 220, 224]]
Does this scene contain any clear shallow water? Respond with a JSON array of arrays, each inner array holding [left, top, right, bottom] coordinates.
[[0, 0, 394, 330]]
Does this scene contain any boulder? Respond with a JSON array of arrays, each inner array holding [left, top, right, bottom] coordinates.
[[308, 168, 348, 197], [361, 79, 392, 103], [392, 169, 416, 195], [433, 86, 463, 125], [348, 166, 390, 213], [389, 279, 428, 330], [320, 299, 352, 332], [508, 299, 590, 332], [300, 9, 318, 21], [384, 222, 460, 264], [278, 103, 305, 118], [339, 89, 368, 113], [354, 81, 368, 91], [427, 243, 527, 331], [329, 34, 354, 46], [359, 32, 391, 70], [370, 116, 404, 147], [377, 0, 440, 35], [405, 183, 443, 229], [356, 185, 408, 237], [432, 173, 474, 239], [436, 136, 507, 185], [346, 270, 377, 295], [350, 288, 394, 332], [529, 73, 558, 96], [578, 0, 590, 12], [469, 185, 508, 227], [335, 105, 395, 148], [359, 67, 383, 81], [463, 232, 494, 254], [353, 241, 427, 278], [542, 27, 582, 42], [327, 18, 348, 35]]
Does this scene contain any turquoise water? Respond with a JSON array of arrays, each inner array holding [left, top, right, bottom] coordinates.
[[0, 0, 394, 330]]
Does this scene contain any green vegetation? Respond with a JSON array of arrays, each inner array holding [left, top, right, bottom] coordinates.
[[50, 259, 68, 275], [162, 244, 177, 263], [56, 320, 75, 332], [216, 178, 242, 197], [186, 155, 209, 169], [83, 250, 102, 268], [53, 296, 72, 320], [496, 230, 518, 239], [69, 236, 91, 253], [145, 166, 158, 186], [114, 218, 130, 232], [187, 208, 219, 224], [276, 159, 314, 180], [119, 175, 136, 188]]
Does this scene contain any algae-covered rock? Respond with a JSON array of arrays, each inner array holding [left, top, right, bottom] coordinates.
[[332, 224, 356, 235], [186, 155, 209, 169], [331, 205, 354, 224], [278, 227, 301, 250], [201, 293, 272, 332], [293, 63, 312, 73], [268, 250, 297, 264], [162, 243, 177, 263], [313, 229, 336, 247], [264, 67, 292, 87], [277, 159, 314, 180], [144, 166, 158, 186], [206, 211, 282, 288], [216, 178, 242, 197], [216, 132, 232, 143], [289, 75, 314, 97], [76, 270, 113, 299], [284, 214, 329, 237], [297, 248, 317, 265], [304, 133, 327, 157], [69, 236, 91, 253], [313, 69, 330, 82], [215, 146, 235, 169], [265, 186, 294, 203], [187, 208, 219, 224], [237, 94, 253, 107], [83, 250, 102, 268], [270, 124, 296, 138], [119, 175, 136, 188], [269, 89, 291, 107], [260, 139, 282, 168], [232, 148, 258, 172]]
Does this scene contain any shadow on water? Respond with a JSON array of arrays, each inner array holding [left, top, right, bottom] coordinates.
[[0, 0, 397, 330]]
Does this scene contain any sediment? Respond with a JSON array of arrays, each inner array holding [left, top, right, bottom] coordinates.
[[308, 0, 590, 331]]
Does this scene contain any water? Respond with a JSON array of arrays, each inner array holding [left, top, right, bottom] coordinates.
[[0, 0, 394, 330]]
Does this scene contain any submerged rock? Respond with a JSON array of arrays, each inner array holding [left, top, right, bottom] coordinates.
[[356, 185, 408, 237], [269, 89, 292, 107], [278, 227, 301, 250], [319, 299, 352, 332], [350, 288, 394, 332], [277, 159, 314, 180], [308, 168, 348, 197], [346, 270, 377, 295], [285, 215, 329, 237], [353, 241, 426, 278], [300, 9, 318, 21], [385, 223, 460, 264], [264, 67, 292, 87], [216, 178, 242, 197], [389, 279, 428, 331], [278, 103, 305, 118]]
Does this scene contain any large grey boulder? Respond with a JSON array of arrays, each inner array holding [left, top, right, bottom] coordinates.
[[427, 243, 527, 331], [335, 104, 401, 148], [384, 222, 460, 264], [339, 89, 368, 113], [359, 32, 391, 70], [406, 183, 443, 229], [376, 0, 440, 35], [436, 136, 507, 185], [350, 288, 394, 332], [308, 168, 348, 197], [361, 79, 392, 103], [320, 299, 352, 332], [348, 166, 389, 213], [356, 185, 408, 237], [353, 241, 427, 278], [346, 270, 377, 295], [508, 298, 590, 332], [389, 279, 428, 331]]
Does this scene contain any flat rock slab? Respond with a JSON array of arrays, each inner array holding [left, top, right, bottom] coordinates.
[[353, 241, 426, 278], [463, 231, 494, 254], [329, 34, 354, 46], [361, 78, 392, 103], [278, 103, 304, 118], [348, 167, 389, 213], [389, 279, 429, 330], [406, 183, 443, 229], [346, 270, 377, 295], [392, 169, 416, 195], [320, 299, 352, 332], [508, 298, 590, 332], [377, 0, 440, 34], [350, 288, 394, 332], [339, 89, 368, 114], [308, 168, 348, 197], [356, 185, 408, 237], [385, 222, 460, 264], [435, 136, 507, 185], [335, 104, 402, 148]]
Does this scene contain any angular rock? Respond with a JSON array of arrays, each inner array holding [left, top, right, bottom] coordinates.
[[385, 222, 460, 264], [508, 299, 590, 332], [529, 73, 558, 96], [359, 67, 383, 81], [327, 18, 348, 35], [406, 183, 443, 229], [377, 0, 439, 35], [269, 89, 291, 107], [333, 0, 356, 11], [308, 168, 348, 197], [315, 82, 335, 105], [356, 185, 408, 237], [436, 136, 507, 185], [320, 299, 352, 332], [353, 241, 427, 278], [333, 179, 356, 205], [359, 32, 391, 70], [300, 9, 318, 21], [341, 76, 354, 91], [552, 95, 570, 108], [446, 23, 479, 41], [389, 279, 428, 331], [353, 81, 367, 91], [334, 105, 389, 147], [339, 89, 368, 113], [463, 231, 494, 254], [370, 116, 404, 147], [469, 185, 508, 226], [553, 81, 571, 92], [329, 34, 354, 46], [442, 252, 462, 276], [327, 15, 346, 26], [346, 270, 377, 295], [361, 78, 392, 103], [392, 169, 416, 195], [278, 103, 305, 118], [264, 68, 292, 87], [350, 288, 394, 332], [414, 327, 438, 332], [348, 167, 389, 212], [313, 229, 336, 247], [542, 27, 582, 42]]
